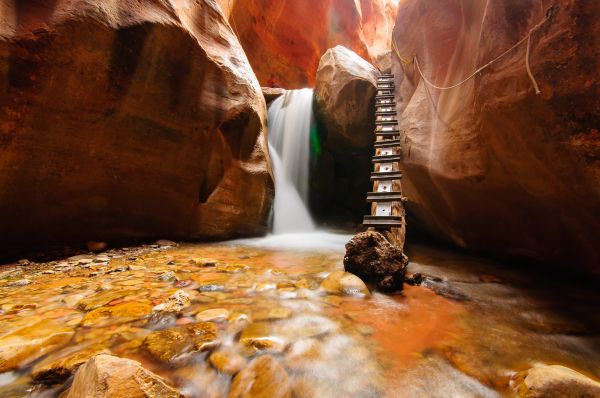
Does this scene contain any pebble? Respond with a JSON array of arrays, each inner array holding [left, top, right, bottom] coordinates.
[[8, 279, 30, 287], [196, 308, 231, 323], [157, 271, 178, 282]]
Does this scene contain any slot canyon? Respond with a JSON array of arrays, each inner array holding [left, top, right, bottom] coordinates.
[[0, 0, 598, 397]]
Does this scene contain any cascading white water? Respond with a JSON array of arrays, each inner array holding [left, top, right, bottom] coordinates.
[[267, 88, 316, 234]]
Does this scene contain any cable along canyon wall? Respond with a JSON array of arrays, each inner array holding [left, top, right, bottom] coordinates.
[[391, 0, 600, 273], [0, 0, 273, 247]]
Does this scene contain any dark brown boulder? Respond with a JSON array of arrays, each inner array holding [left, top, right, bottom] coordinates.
[[344, 231, 408, 291]]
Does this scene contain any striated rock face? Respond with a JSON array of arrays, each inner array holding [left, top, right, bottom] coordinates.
[[0, 0, 273, 247], [228, 0, 398, 88], [391, 0, 600, 272], [312, 46, 377, 222]]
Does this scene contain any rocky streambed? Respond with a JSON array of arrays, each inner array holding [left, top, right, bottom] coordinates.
[[0, 236, 598, 397]]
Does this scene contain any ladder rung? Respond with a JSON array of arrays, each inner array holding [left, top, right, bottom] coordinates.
[[362, 216, 403, 229], [373, 139, 401, 148], [372, 155, 401, 163], [375, 131, 399, 137], [375, 120, 398, 126], [366, 192, 403, 202], [371, 171, 403, 181]]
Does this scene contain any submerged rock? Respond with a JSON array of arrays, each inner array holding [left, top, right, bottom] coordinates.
[[0, 321, 73, 373], [209, 350, 247, 375], [64, 354, 183, 398], [512, 364, 600, 398], [142, 323, 219, 364], [82, 301, 152, 327], [228, 355, 292, 398], [320, 271, 370, 296], [344, 231, 408, 291], [152, 290, 191, 314], [31, 344, 109, 384]]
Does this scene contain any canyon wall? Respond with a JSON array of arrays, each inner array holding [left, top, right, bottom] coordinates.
[[228, 0, 398, 88], [0, 0, 273, 247], [391, 0, 600, 272]]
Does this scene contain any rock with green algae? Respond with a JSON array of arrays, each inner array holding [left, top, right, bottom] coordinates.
[[228, 355, 292, 398], [0, 321, 73, 373], [512, 364, 600, 398], [142, 322, 219, 364], [64, 355, 184, 398]]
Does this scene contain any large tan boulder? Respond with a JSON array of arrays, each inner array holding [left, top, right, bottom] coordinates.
[[227, 0, 398, 87], [315, 46, 378, 151], [512, 364, 600, 398], [391, 0, 600, 272], [312, 46, 378, 220], [0, 0, 273, 247], [64, 354, 184, 397]]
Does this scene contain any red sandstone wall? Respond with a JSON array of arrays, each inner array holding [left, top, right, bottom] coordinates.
[[391, 0, 600, 272]]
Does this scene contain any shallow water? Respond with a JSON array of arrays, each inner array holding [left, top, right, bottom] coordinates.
[[0, 234, 598, 397]]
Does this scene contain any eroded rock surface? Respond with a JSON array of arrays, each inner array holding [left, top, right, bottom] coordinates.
[[65, 354, 183, 398], [0, 0, 273, 248], [391, 0, 600, 272], [344, 231, 408, 291]]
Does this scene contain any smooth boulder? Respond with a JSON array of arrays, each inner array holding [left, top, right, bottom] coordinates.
[[228, 355, 292, 398]]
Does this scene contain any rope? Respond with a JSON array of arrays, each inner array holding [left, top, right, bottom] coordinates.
[[393, 5, 550, 94]]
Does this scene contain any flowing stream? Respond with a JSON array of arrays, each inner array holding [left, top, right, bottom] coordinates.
[[267, 89, 315, 234]]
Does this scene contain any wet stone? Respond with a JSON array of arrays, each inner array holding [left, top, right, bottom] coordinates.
[[152, 290, 191, 314], [228, 355, 292, 398], [82, 301, 152, 327], [31, 343, 109, 384], [64, 354, 183, 398], [0, 321, 74, 373], [239, 322, 287, 354], [209, 350, 247, 375], [196, 308, 231, 323], [158, 271, 178, 282], [320, 271, 370, 296], [142, 322, 219, 364], [216, 264, 250, 274], [7, 279, 30, 287]]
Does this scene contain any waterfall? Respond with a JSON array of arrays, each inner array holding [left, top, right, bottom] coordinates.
[[267, 88, 316, 234]]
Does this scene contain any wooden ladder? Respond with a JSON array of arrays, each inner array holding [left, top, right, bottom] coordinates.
[[362, 73, 404, 231]]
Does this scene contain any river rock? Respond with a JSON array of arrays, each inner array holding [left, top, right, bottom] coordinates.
[[196, 308, 231, 323], [320, 271, 370, 296], [228, 355, 292, 398], [0, 0, 273, 249], [82, 302, 152, 327], [153, 290, 191, 314], [64, 354, 183, 398], [391, 0, 600, 272], [209, 350, 247, 375], [239, 322, 287, 354], [512, 364, 600, 398], [31, 344, 109, 384], [0, 321, 73, 373], [142, 323, 219, 364], [77, 289, 139, 311], [344, 231, 408, 291]]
